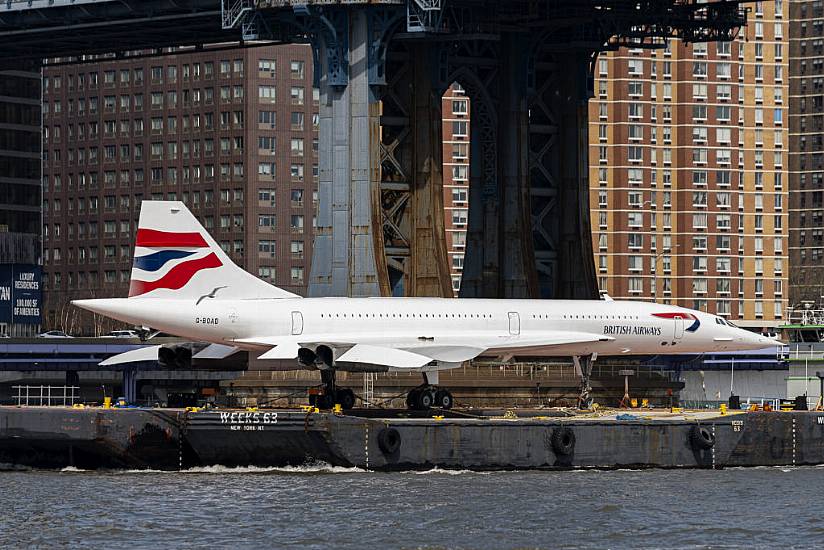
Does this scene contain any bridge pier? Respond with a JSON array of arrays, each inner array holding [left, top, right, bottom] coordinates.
[[310, 9, 384, 297], [308, 14, 600, 300]]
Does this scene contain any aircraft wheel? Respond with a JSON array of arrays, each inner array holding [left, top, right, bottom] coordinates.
[[406, 389, 420, 410], [337, 388, 356, 410], [416, 389, 434, 410], [316, 394, 334, 410], [436, 390, 453, 410]]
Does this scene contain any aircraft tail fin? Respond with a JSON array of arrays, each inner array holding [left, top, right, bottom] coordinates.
[[128, 201, 299, 300]]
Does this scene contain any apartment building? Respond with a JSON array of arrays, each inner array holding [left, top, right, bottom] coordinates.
[[442, 83, 471, 296], [41, 45, 318, 333], [0, 64, 42, 336], [589, 0, 789, 329], [789, 0, 824, 306]]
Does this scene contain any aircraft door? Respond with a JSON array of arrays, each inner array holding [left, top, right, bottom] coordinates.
[[508, 312, 520, 336], [674, 317, 684, 340], [291, 311, 304, 336]]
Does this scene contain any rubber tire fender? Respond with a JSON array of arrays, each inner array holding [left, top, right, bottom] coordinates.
[[689, 425, 716, 450], [378, 428, 402, 455], [550, 427, 576, 456]]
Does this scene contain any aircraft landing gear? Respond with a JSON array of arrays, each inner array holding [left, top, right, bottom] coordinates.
[[574, 354, 595, 410], [308, 368, 356, 410], [406, 372, 453, 411]]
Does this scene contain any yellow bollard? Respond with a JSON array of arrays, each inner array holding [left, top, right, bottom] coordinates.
[[333, 404, 342, 414], [103, 397, 112, 409], [641, 399, 649, 408], [630, 398, 638, 408], [720, 403, 727, 415]]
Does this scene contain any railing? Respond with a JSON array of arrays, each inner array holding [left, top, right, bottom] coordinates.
[[362, 372, 376, 408], [221, 0, 259, 38], [2, 0, 106, 11], [680, 397, 786, 411], [13, 385, 79, 407], [407, 0, 443, 33], [784, 347, 824, 361]]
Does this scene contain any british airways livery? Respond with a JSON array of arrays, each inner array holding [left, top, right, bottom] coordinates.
[[74, 201, 780, 410]]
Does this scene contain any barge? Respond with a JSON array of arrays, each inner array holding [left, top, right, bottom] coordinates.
[[2, 406, 824, 471]]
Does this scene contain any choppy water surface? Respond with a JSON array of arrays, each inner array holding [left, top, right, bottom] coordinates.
[[1, 465, 823, 549]]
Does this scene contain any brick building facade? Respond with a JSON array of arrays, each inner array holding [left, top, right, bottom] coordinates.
[[441, 83, 470, 296], [42, 45, 318, 334], [589, 0, 789, 328], [788, 0, 824, 306]]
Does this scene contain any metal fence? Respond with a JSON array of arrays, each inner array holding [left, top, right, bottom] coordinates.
[[12, 385, 79, 406], [785, 348, 824, 361]]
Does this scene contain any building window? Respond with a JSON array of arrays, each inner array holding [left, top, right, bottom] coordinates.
[[259, 86, 276, 100], [290, 60, 305, 79]]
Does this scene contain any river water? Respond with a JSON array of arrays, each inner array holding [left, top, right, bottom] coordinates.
[[1, 465, 822, 549]]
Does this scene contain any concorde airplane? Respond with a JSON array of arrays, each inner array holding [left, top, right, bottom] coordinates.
[[73, 201, 779, 410]]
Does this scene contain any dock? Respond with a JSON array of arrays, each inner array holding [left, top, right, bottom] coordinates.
[[2, 406, 823, 471]]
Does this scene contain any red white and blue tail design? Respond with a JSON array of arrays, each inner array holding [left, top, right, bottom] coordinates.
[[129, 201, 299, 300], [129, 229, 222, 297]]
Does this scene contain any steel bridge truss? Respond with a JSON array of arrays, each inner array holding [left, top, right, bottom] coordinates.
[[283, 0, 750, 299]]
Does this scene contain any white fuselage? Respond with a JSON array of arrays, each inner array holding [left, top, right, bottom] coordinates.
[[76, 297, 776, 360]]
